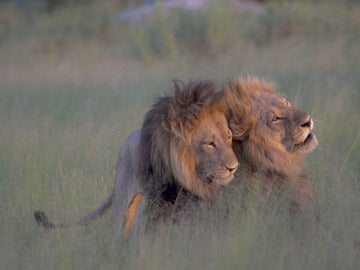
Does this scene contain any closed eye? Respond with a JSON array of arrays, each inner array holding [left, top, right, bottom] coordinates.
[[282, 98, 291, 107], [271, 116, 285, 123], [204, 141, 216, 148]]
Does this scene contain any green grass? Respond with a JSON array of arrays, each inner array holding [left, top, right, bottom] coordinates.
[[1, 0, 360, 269]]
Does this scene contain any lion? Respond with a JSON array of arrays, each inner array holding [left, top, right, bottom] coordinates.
[[224, 76, 318, 218], [34, 80, 239, 239], [135, 80, 239, 231]]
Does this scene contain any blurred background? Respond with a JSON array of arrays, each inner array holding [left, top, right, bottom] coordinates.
[[1, 0, 360, 269]]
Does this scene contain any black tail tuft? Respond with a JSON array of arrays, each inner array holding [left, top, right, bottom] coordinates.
[[34, 211, 54, 229]]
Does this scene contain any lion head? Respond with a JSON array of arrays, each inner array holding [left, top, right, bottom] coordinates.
[[224, 76, 318, 215], [225, 76, 318, 176], [139, 80, 239, 202]]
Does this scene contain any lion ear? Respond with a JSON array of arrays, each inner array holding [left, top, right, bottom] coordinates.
[[229, 119, 250, 141], [232, 132, 248, 141]]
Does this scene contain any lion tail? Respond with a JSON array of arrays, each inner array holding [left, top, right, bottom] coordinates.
[[34, 190, 113, 229]]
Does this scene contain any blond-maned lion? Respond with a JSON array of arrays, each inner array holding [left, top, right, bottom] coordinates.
[[224, 76, 318, 218], [34, 80, 238, 239]]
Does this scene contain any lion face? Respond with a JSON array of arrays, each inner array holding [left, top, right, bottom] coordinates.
[[170, 108, 239, 197], [252, 92, 318, 155], [192, 109, 239, 185], [225, 76, 319, 177]]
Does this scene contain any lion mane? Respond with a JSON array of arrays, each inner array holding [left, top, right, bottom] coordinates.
[[139, 80, 237, 205], [224, 76, 318, 217]]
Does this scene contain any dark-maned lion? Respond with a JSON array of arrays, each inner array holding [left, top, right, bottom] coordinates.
[[136, 80, 239, 232], [224, 76, 318, 218], [34, 80, 238, 239]]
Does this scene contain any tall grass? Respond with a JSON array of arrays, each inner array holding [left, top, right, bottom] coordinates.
[[1, 0, 360, 269]]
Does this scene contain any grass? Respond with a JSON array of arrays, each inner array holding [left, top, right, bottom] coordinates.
[[1, 0, 360, 269]]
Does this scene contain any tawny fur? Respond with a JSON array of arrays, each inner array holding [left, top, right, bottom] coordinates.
[[224, 76, 318, 218], [138, 80, 238, 226]]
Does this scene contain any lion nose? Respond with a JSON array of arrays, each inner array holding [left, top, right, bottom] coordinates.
[[301, 116, 312, 129], [225, 162, 239, 174]]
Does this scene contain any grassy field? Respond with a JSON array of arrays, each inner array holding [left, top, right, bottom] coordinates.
[[1, 0, 360, 269]]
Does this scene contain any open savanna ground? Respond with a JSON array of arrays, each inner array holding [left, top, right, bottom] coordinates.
[[1, 1, 360, 269]]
